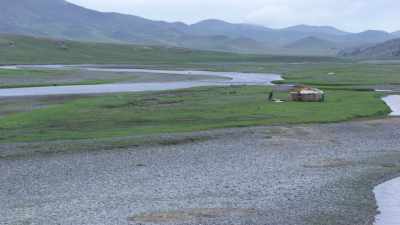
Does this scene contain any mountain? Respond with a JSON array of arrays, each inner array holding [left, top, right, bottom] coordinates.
[[392, 31, 400, 37], [0, 0, 398, 55], [0, 0, 185, 44], [187, 20, 276, 44], [338, 38, 400, 58], [283, 36, 340, 56], [188, 19, 274, 37], [284, 36, 339, 55], [187, 22, 351, 46], [285, 36, 338, 49], [281, 25, 349, 36], [0, 33, 339, 65], [343, 30, 393, 44], [177, 35, 270, 54]]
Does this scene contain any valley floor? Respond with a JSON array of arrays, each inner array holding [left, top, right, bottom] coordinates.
[[1, 118, 400, 225], [1, 61, 400, 225]]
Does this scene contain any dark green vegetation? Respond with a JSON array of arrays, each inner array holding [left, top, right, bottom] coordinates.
[[0, 34, 339, 65], [0, 86, 389, 142], [275, 63, 400, 86], [2, 0, 399, 55], [0, 95, 85, 118]]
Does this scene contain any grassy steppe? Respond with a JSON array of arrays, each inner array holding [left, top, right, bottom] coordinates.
[[0, 86, 389, 142], [0, 34, 339, 65], [276, 63, 400, 86]]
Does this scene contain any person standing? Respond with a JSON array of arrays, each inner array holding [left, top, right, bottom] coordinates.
[[268, 91, 274, 101]]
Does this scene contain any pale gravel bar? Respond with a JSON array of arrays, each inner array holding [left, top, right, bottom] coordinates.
[[1, 118, 400, 225]]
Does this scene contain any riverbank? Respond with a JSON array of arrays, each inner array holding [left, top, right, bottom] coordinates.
[[0, 85, 389, 143], [1, 118, 400, 225]]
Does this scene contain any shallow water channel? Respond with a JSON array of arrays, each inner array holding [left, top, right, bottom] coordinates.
[[374, 95, 400, 225], [0, 66, 282, 97]]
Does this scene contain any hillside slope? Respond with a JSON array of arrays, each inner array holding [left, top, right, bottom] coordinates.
[[0, 34, 339, 65], [0, 0, 397, 55], [284, 36, 339, 54], [0, 0, 185, 44], [338, 38, 400, 58]]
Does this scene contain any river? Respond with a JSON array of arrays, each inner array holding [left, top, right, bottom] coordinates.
[[0, 66, 282, 97], [374, 95, 400, 225]]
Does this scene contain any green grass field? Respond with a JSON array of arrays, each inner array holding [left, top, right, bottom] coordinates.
[[0, 86, 390, 142], [0, 35, 398, 143], [0, 34, 339, 65], [275, 63, 400, 86]]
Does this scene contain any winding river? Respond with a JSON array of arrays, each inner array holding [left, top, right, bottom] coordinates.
[[0, 66, 282, 97]]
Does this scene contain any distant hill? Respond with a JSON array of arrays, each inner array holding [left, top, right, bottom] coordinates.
[[0, 0, 398, 55], [284, 36, 339, 55], [177, 35, 270, 54], [0, 0, 185, 45], [281, 25, 349, 36], [392, 31, 400, 37], [0, 34, 339, 65], [285, 36, 338, 50], [338, 38, 400, 58], [187, 19, 274, 41], [342, 30, 394, 44]]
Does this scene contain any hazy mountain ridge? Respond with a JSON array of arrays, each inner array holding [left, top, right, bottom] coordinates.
[[338, 38, 400, 58], [392, 31, 400, 37], [0, 0, 398, 55], [285, 36, 338, 50], [281, 25, 349, 36]]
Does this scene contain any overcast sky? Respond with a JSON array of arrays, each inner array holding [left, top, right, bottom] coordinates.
[[68, 0, 399, 32]]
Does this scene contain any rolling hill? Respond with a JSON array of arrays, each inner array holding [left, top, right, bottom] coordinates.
[[392, 31, 400, 38], [0, 0, 398, 55], [0, 34, 340, 65], [284, 36, 339, 54], [281, 25, 349, 36], [0, 0, 186, 45], [338, 38, 400, 58]]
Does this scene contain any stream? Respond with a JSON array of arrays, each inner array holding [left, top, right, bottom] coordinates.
[[0, 66, 282, 97]]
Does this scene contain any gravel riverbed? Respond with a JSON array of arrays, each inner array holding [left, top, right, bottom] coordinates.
[[1, 118, 400, 225]]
